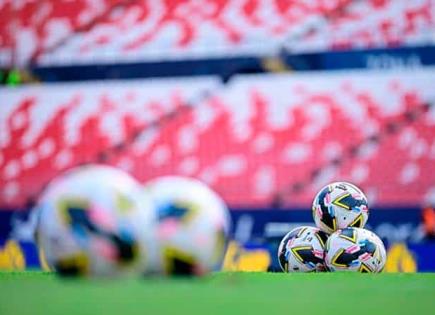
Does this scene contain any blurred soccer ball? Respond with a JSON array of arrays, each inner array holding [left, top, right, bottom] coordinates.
[[35, 165, 156, 277], [324, 227, 386, 273], [312, 182, 369, 234], [277, 226, 328, 272], [143, 176, 231, 276]]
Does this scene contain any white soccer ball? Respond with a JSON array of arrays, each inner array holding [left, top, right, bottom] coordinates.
[[277, 226, 328, 272], [312, 182, 369, 234], [143, 176, 231, 276], [324, 227, 386, 273], [35, 165, 156, 277]]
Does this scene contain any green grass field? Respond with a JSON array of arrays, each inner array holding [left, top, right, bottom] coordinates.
[[0, 272, 434, 315]]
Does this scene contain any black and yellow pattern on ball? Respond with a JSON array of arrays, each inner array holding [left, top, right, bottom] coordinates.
[[339, 228, 357, 243], [331, 238, 377, 270], [317, 188, 337, 231], [163, 247, 198, 276], [349, 213, 364, 228], [284, 262, 289, 272], [57, 198, 139, 266], [332, 193, 352, 210], [358, 263, 373, 273], [314, 230, 328, 248], [291, 246, 312, 264], [291, 246, 323, 266], [298, 227, 308, 237], [278, 227, 304, 271], [331, 249, 348, 268], [58, 198, 89, 226], [332, 192, 368, 211], [54, 252, 89, 276]]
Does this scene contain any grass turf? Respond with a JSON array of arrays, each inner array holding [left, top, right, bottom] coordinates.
[[0, 272, 434, 315]]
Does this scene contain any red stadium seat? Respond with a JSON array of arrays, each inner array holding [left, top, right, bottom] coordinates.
[[0, 0, 433, 66], [1, 70, 434, 208]]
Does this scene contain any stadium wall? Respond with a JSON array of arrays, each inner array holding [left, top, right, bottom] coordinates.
[[0, 208, 433, 272], [29, 45, 435, 82]]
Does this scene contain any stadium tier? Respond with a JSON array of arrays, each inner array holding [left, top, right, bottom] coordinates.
[[1, 68, 434, 208], [1, 0, 434, 66]]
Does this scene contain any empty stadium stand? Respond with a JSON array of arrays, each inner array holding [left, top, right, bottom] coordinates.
[[1, 69, 434, 208], [1, 0, 434, 66]]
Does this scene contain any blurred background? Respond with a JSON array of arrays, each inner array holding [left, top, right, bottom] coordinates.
[[0, 0, 434, 272]]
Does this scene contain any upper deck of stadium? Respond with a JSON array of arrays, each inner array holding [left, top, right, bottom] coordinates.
[[1, 0, 434, 66]]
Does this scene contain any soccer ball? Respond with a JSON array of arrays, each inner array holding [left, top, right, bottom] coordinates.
[[143, 176, 231, 276], [312, 182, 369, 234], [277, 226, 328, 272], [35, 165, 156, 277], [324, 227, 386, 273]]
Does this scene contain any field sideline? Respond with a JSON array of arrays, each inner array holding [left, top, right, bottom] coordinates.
[[0, 272, 434, 315]]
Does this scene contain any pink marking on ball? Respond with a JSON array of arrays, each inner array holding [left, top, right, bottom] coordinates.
[[359, 253, 371, 261], [345, 245, 360, 254], [89, 206, 116, 231], [316, 206, 322, 218], [157, 219, 179, 240], [313, 250, 323, 258], [94, 239, 117, 261], [352, 193, 363, 200]]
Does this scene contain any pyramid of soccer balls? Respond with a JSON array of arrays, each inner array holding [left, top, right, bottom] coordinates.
[[278, 182, 387, 273], [35, 164, 230, 277]]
